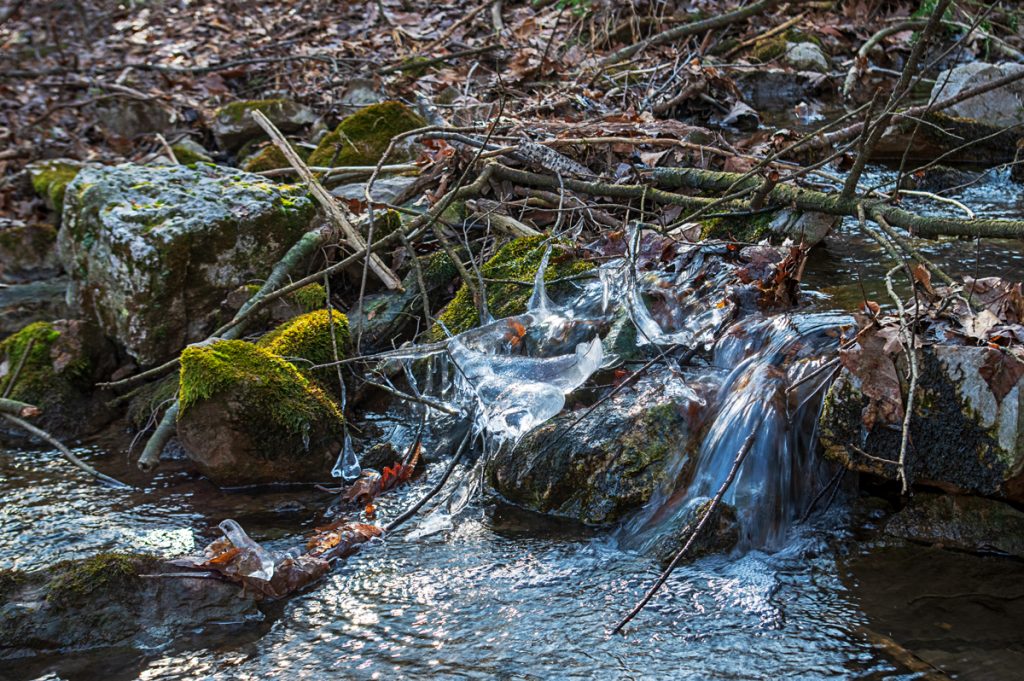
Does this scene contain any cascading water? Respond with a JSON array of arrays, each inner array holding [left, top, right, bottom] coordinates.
[[383, 232, 853, 552]]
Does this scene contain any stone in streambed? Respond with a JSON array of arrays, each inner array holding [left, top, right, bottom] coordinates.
[[175, 339, 344, 486], [0, 553, 260, 659], [819, 344, 1024, 504], [886, 493, 1024, 558], [58, 163, 316, 366], [930, 62, 1024, 128]]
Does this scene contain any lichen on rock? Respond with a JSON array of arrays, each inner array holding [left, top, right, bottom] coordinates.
[[58, 163, 316, 366], [176, 339, 344, 485], [430, 235, 594, 340], [307, 101, 425, 168]]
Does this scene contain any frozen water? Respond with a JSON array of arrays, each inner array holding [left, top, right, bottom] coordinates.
[[330, 432, 362, 481], [218, 518, 276, 581]]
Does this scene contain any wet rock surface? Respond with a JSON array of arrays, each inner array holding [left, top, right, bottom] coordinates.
[[886, 493, 1024, 558], [0, 553, 259, 659], [58, 163, 316, 365], [931, 62, 1024, 127], [819, 344, 1024, 504], [487, 372, 703, 526]]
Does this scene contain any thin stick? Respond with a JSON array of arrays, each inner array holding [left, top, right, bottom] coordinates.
[[385, 428, 471, 533], [612, 430, 757, 634], [3, 413, 130, 488], [2, 337, 34, 399]]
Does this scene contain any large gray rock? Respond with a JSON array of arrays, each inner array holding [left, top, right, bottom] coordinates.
[[930, 62, 1024, 127], [819, 344, 1024, 503], [0, 553, 260, 658], [58, 164, 315, 366], [886, 493, 1024, 558], [486, 372, 705, 526]]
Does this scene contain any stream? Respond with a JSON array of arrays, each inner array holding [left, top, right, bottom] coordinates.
[[3, 167, 1024, 680]]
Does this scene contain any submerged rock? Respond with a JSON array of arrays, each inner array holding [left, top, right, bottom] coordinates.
[[212, 98, 316, 153], [819, 344, 1024, 503], [886, 493, 1024, 558], [176, 339, 344, 486], [649, 498, 739, 565], [0, 319, 115, 438], [487, 374, 701, 526], [0, 553, 259, 659], [307, 101, 425, 168], [58, 163, 316, 366]]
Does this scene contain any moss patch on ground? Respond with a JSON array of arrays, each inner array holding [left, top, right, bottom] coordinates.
[[307, 101, 425, 168], [430, 235, 594, 340], [29, 160, 81, 214], [46, 553, 158, 609], [215, 98, 292, 124], [178, 339, 343, 438]]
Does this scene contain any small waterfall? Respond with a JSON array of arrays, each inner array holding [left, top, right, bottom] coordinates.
[[381, 233, 853, 550]]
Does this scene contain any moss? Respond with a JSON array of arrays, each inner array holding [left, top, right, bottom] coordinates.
[[178, 339, 343, 438], [699, 210, 777, 242], [422, 250, 460, 287], [46, 553, 158, 609], [241, 143, 309, 173], [0, 322, 87, 408], [29, 161, 81, 214], [392, 55, 435, 78], [291, 283, 327, 312], [430, 235, 594, 340], [170, 143, 212, 165], [751, 34, 788, 62], [215, 98, 290, 124], [258, 309, 349, 371], [307, 101, 426, 168]]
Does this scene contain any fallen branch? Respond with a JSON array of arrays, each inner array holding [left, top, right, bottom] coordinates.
[[3, 412, 129, 488]]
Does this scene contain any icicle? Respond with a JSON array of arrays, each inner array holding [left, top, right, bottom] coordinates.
[[527, 244, 554, 314], [331, 431, 361, 481], [218, 519, 276, 581]]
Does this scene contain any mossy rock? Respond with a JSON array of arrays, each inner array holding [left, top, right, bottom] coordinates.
[[430, 235, 594, 340], [699, 210, 777, 242], [488, 371, 702, 526], [212, 98, 316, 153], [307, 101, 425, 168], [46, 553, 158, 609], [170, 139, 213, 165], [176, 339, 344, 485], [0, 319, 115, 438], [241, 143, 310, 173], [751, 34, 788, 62], [258, 309, 349, 378], [27, 159, 82, 215], [58, 163, 316, 366]]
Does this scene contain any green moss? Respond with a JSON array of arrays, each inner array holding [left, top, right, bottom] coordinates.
[[241, 143, 310, 173], [751, 34, 788, 62], [170, 143, 212, 165], [46, 553, 157, 609], [29, 161, 81, 214], [430, 235, 594, 340], [215, 98, 289, 124], [422, 250, 460, 287], [291, 283, 327, 312], [178, 339, 343, 437], [258, 309, 349, 371], [0, 322, 88, 408], [699, 210, 777, 242], [307, 101, 426, 168]]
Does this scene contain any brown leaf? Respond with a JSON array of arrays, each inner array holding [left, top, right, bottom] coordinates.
[[978, 347, 1024, 402]]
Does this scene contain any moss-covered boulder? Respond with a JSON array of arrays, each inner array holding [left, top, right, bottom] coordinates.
[[0, 319, 115, 438], [241, 142, 310, 173], [58, 163, 316, 366], [170, 139, 213, 165], [0, 553, 259, 657], [0, 220, 58, 284], [176, 339, 344, 486], [211, 98, 315, 153], [486, 373, 701, 525], [820, 345, 1024, 504], [27, 159, 82, 214], [430, 235, 593, 341], [223, 282, 328, 331], [258, 309, 349, 380], [307, 101, 425, 168]]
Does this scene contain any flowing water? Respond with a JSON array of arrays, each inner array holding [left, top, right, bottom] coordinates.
[[3, 168, 1024, 680]]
